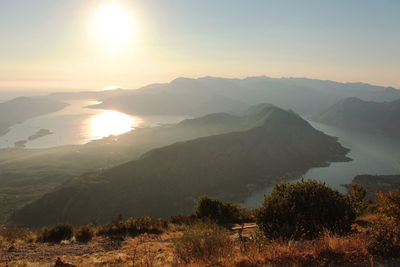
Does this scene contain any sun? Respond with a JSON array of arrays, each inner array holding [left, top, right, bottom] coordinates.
[[93, 2, 136, 51]]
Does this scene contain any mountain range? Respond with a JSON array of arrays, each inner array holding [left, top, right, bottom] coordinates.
[[10, 105, 350, 226], [311, 97, 400, 139], [87, 76, 400, 116]]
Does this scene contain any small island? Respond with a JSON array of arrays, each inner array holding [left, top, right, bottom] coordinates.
[[28, 129, 53, 141]]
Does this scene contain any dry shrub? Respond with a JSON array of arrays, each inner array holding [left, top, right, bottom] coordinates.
[[97, 216, 168, 237], [239, 239, 263, 266], [375, 190, 400, 221], [233, 231, 369, 267], [369, 217, 400, 257], [172, 222, 233, 264], [37, 223, 73, 243], [0, 227, 32, 242], [75, 226, 94, 243], [368, 190, 400, 257], [349, 183, 368, 216], [170, 214, 199, 225]]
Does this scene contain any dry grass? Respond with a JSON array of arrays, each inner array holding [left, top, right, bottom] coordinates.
[[0, 226, 33, 243], [232, 231, 370, 267], [3, 218, 400, 266], [172, 222, 234, 265], [96, 216, 169, 238]]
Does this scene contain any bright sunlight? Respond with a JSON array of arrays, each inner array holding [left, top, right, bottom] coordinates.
[[93, 2, 137, 51]]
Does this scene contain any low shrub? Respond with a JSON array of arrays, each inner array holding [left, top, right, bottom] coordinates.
[[127, 217, 168, 235], [349, 183, 368, 216], [375, 189, 400, 221], [170, 215, 199, 225], [172, 222, 233, 264], [368, 190, 400, 257], [195, 195, 251, 224], [0, 227, 32, 242], [368, 216, 400, 257], [75, 226, 94, 243], [97, 216, 168, 237], [256, 180, 356, 239], [38, 224, 73, 242]]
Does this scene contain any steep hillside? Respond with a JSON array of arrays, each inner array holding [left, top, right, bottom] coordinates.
[[311, 97, 400, 139], [0, 97, 68, 135], [10, 106, 350, 226], [89, 76, 400, 116], [0, 105, 260, 223]]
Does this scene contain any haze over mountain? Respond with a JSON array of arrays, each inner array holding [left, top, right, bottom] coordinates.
[[0, 97, 68, 136], [0, 102, 272, 223], [311, 97, 400, 139], [0, 103, 256, 223], [46, 88, 127, 101], [10, 105, 350, 226], [88, 76, 400, 116]]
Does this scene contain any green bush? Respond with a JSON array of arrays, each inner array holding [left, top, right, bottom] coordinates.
[[75, 226, 94, 243], [195, 195, 250, 224], [172, 222, 233, 264], [255, 180, 356, 239], [38, 223, 73, 242]]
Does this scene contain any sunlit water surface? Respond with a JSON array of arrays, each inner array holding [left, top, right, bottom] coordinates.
[[0, 99, 186, 149]]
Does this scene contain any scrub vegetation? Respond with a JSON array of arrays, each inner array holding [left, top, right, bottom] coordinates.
[[2, 181, 400, 266]]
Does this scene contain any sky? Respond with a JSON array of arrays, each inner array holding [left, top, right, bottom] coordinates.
[[0, 0, 399, 91]]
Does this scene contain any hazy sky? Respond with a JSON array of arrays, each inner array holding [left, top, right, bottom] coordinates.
[[0, 0, 399, 91]]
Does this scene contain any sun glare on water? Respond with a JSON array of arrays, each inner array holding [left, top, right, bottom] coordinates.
[[91, 110, 137, 139], [93, 2, 137, 51]]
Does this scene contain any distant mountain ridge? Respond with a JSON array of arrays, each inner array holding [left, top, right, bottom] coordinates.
[[311, 97, 400, 139], [87, 76, 400, 116], [10, 105, 350, 226]]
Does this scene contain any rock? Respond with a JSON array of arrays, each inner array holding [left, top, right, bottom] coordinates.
[[7, 245, 16, 252], [55, 257, 77, 267]]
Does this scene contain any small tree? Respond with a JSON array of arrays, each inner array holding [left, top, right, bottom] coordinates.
[[256, 179, 356, 239]]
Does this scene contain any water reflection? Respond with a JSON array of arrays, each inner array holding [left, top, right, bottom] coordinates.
[[91, 110, 138, 139]]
